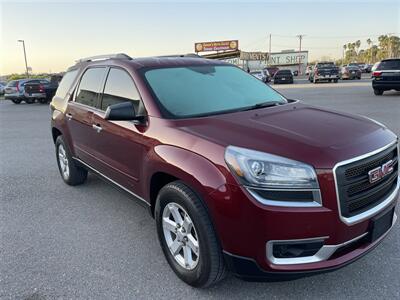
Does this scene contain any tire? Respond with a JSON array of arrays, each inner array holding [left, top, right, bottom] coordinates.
[[155, 181, 226, 288], [328, 79, 332, 82], [11, 99, 22, 104], [55, 135, 88, 185], [334, 79, 338, 83], [25, 98, 35, 104], [373, 89, 384, 96], [39, 98, 48, 104]]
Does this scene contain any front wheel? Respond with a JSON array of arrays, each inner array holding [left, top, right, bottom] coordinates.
[[55, 136, 88, 185], [374, 89, 384, 96], [155, 181, 226, 288]]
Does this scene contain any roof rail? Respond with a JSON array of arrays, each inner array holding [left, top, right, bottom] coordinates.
[[75, 53, 132, 63], [157, 53, 202, 58]]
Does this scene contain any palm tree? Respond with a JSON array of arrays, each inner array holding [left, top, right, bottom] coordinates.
[[366, 38, 372, 63], [343, 44, 347, 63]]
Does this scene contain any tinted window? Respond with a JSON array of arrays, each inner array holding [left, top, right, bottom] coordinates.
[[55, 69, 78, 98], [101, 68, 141, 111], [143, 65, 286, 119], [317, 63, 335, 68], [377, 60, 400, 70], [76, 68, 106, 107], [277, 70, 292, 75], [7, 80, 19, 87]]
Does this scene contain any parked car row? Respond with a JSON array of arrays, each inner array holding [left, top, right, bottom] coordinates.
[[250, 68, 295, 85], [3, 75, 62, 104]]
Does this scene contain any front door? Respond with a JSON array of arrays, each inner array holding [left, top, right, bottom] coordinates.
[[90, 67, 147, 194]]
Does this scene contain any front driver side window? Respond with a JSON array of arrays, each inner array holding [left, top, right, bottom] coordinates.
[[101, 68, 141, 112]]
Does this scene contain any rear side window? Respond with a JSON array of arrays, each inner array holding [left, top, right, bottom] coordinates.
[[55, 69, 78, 99], [101, 68, 141, 112], [277, 70, 292, 75], [377, 60, 400, 70], [75, 68, 106, 107]]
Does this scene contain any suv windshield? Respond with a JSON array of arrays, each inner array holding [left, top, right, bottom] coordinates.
[[376, 60, 400, 70], [143, 65, 286, 118]]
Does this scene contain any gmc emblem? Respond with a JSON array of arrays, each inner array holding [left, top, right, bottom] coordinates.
[[368, 160, 394, 184]]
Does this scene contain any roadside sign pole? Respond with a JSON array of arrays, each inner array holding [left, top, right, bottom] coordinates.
[[18, 40, 29, 78]]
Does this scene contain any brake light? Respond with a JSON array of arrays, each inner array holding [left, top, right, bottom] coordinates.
[[15, 81, 20, 92], [372, 71, 382, 77], [39, 84, 45, 92]]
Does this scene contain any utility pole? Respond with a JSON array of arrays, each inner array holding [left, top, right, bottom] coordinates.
[[296, 35, 305, 75], [268, 34, 272, 66], [17, 40, 29, 77]]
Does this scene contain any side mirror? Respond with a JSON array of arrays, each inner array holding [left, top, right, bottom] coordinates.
[[105, 101, 137, 121]]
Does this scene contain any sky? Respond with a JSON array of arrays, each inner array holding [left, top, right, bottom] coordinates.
[[1, 0, 399, 74]]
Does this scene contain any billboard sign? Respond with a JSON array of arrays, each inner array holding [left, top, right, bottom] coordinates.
[[195, 40, 238, 52], [240, 51, 269, 61]]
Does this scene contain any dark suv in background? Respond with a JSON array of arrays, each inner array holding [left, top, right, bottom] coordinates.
[[51, 53, 398, 288], [372, 58, 400, 95]]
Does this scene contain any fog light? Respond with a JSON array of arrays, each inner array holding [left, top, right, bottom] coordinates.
[[272, 240, 324, 258]]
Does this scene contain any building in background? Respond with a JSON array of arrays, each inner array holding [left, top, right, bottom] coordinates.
[[201, 45, 309, 74]]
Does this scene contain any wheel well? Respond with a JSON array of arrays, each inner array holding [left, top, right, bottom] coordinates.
[[149, 172, 178, 217], [52, 127, 62, 144]]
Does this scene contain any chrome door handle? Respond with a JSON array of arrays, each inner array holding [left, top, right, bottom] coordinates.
[[66, 113, 73, 121], [92, 124, 102, 133]]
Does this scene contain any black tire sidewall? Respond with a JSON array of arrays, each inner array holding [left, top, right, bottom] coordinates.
[[155, 183, 215, 287], [55, 136, 71, 183]]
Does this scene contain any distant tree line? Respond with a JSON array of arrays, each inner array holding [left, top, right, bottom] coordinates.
[[337, 35, 400, 65]]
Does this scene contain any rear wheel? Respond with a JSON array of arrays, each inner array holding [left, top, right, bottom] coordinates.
[[55, 136, 88, 185], [155, 181, 226, 288], [11, 99, 21, 104], [374, 89, 384, 96], [39, 98, 48, 104]]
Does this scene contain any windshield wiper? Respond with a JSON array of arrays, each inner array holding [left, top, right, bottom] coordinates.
[[240, 101, 285, 112]]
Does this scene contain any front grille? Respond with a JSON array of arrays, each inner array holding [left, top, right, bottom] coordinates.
[[335, 144, 398, 218]]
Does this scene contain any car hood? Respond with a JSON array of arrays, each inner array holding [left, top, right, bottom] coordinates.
[[174, 101, 397, 168]]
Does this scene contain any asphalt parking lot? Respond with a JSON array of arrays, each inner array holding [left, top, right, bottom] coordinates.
[[1, 81, 399, 299]]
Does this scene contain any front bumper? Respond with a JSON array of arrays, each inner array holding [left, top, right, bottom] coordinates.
[[208, 173, 399, 278], [224, 212, 397, 281]]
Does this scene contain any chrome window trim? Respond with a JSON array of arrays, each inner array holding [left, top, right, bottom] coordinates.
[[73, 157, 150, 207], [266, 213, 397, 265], [245, 187, 322, 208], [332, 140, 399, 225]]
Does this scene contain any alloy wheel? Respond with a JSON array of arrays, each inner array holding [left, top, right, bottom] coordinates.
[[162, 202, 200, 270], [58, 144, 70, 180]]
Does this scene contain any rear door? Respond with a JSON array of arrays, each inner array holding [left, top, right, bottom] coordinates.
[[66, 67, 107, 166], [91, 67, 147, 193]]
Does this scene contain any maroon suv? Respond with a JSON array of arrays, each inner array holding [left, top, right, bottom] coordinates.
[[50, 53, 399, 287]]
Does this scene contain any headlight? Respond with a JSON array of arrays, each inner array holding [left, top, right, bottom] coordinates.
[[225, 146, 318, 189], [225, 146, 321, 207]]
